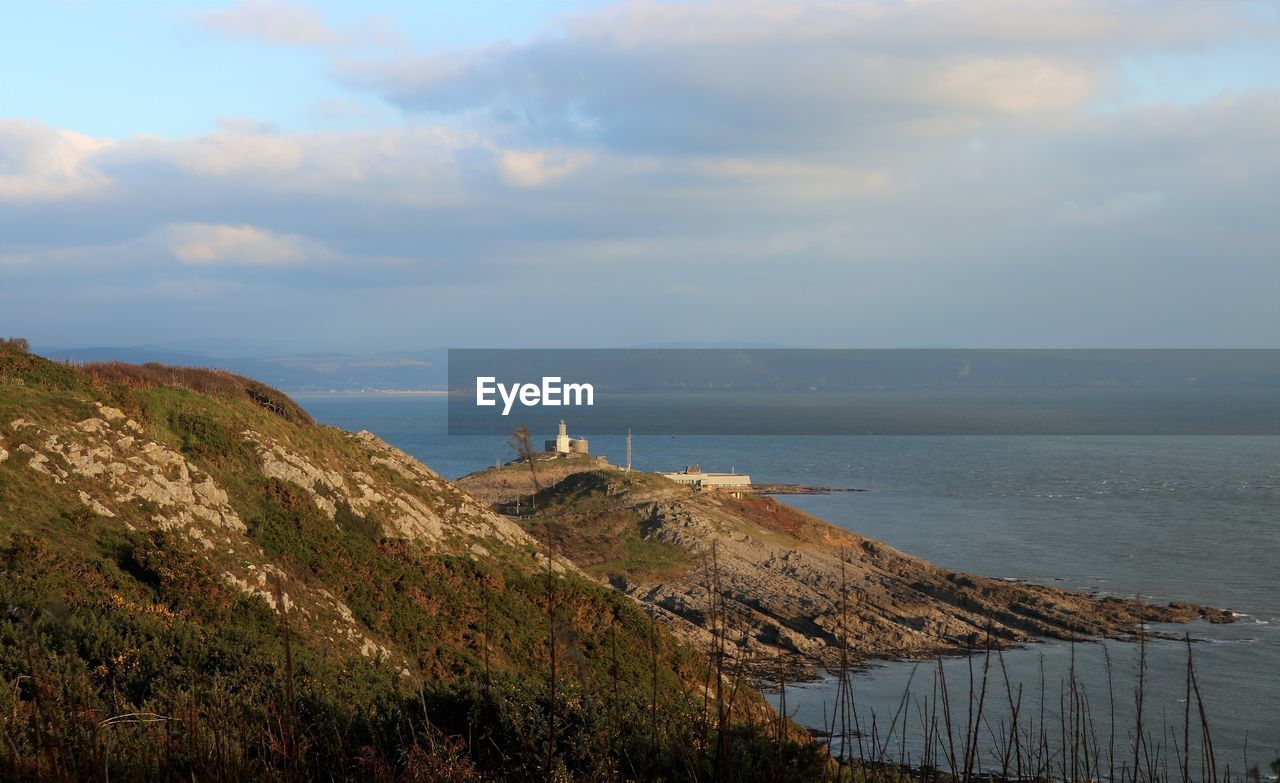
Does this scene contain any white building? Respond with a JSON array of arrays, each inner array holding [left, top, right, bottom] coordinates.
[[659, 464, 751, 494]]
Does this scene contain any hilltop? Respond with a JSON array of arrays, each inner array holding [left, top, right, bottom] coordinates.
[[0, 347, 823, 781]]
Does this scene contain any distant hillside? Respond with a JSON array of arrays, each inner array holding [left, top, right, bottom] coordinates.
[[38, 346, 449, 391], [0, 347, 820, 781]]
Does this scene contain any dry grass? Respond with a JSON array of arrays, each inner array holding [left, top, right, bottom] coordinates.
[[77, 361, 314, 425], [720, 495, 860, 549]]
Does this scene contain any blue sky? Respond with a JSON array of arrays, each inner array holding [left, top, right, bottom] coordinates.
[[1, 2, 615, 138], [1, 0, 1278, 351]]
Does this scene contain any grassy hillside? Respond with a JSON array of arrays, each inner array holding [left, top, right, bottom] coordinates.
[[494, 469, 693, 584], [455, 456, 613, 508], [0, 347, 825, 782]]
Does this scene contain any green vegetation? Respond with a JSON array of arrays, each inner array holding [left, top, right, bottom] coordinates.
[[504, 470, 693, 582], [0, 348, 828, 781], [1, 527, 829, 781]]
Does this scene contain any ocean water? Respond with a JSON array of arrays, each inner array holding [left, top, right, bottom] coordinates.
[[297, 394, 1280, 774]]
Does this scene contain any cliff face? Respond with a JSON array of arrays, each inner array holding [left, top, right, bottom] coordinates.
[[0, 350, 678, 684], [460, 467, 1231, 678], [0, 360, 551, 674]]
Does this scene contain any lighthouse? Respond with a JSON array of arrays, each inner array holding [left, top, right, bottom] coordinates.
[[544, 420, 590, 455]]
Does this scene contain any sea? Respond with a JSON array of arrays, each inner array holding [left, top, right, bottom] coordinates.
[[296, 393, 1279, 777]]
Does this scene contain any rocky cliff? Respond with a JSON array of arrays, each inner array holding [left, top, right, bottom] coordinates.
[[0, 355, 561, 674]]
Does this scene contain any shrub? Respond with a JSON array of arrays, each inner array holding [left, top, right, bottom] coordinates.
[[79, 361, 314, 425], [169, 410, 239, 461]]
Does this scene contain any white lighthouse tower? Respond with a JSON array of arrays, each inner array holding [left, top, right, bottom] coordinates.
[[544, 420, 589, 455]]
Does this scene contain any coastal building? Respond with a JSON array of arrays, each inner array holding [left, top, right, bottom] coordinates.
[[545, 420, 590, 455], [659, 464, 751, 496]]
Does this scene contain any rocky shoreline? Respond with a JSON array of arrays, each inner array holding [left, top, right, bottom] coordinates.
[[460, 466, 1234, 681], [749, 482, 866, 494]]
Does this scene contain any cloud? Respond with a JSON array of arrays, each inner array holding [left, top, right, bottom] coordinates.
[[161, 223, 337, 266], [1049, 192, 1165, 225], [61, 122, 485, 208], [335, 0, 1252, 156], [693, 158, 889, 190], [931, 57, 1096, 114], [0, 120, 115, 200], [496, 149, 593, 188], [194, 0, 342, 48], [142, 120, 307, 176], [555, 0, 1235, 49], [2, 1, 1277, 349], [193, 0, 403, 51]]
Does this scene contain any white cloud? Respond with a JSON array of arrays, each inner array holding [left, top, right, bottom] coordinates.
[[335, 0, 1256, 159], [931, 57, 1096, 114], [194, 0, 342, 48], [557, 0, 1236, 49], [0, 120, 114, 200], [496, 149, 594, 188], [161, 223, 337, 266], [146, 122, 306, 176]]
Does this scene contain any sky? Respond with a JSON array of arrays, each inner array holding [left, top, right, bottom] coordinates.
[[1, 0, 1278, 352]]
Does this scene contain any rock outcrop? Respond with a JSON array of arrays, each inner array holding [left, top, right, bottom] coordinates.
[[4, 404, 559, 671], [475, 469, 1232, 679]]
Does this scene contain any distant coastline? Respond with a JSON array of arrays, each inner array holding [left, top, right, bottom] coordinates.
[[289, 388, 448, 396]]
